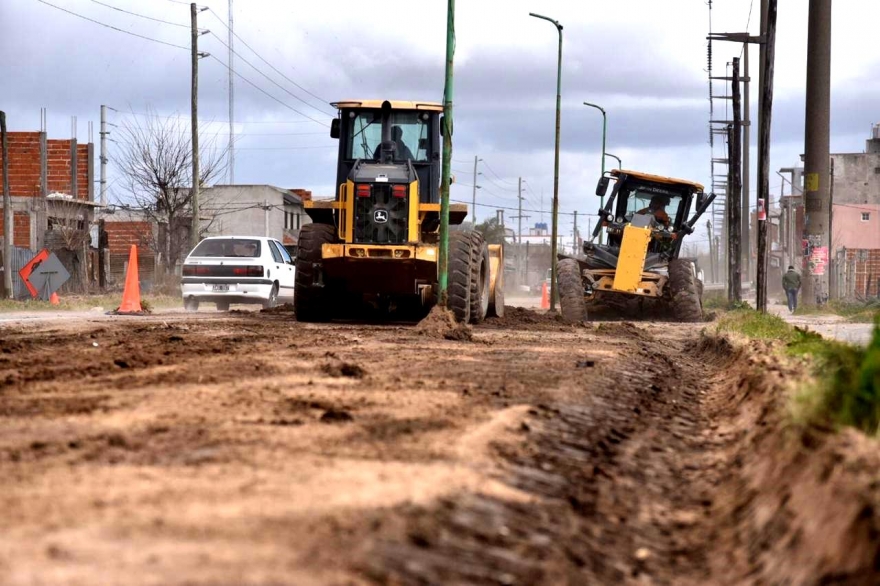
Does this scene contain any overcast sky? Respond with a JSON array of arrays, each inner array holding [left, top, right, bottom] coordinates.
[[2, 0, 878, 248]]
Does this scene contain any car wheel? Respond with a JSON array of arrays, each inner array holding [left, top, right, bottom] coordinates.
[[263, 283, 279, 309], [184, 297, 200, 312], [216, 301, 230, 312]]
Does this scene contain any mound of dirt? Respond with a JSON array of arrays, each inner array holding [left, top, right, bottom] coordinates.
[[321, 361, 366, 378], [260, 303, 296, 314], [482, 306, 567, 329], [415, 306, 473, 341]]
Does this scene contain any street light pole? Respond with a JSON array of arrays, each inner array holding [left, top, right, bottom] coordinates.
[[584, 102, 606, 244], [529, 12, 563, 311], [605, 153, 622, 170]]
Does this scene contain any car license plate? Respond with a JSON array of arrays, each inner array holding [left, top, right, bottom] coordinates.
[[212, 284, 230, 292]]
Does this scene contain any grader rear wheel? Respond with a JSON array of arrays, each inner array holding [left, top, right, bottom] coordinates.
[[294, 223, 337, 323]]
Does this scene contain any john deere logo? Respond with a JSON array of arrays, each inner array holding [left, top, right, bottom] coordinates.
[[374, 210, 388, 224]]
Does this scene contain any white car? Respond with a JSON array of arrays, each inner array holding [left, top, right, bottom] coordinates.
[[180, 236, 296, 311]]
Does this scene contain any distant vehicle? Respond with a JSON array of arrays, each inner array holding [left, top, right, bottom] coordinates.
[[180, 236, 295, 311]]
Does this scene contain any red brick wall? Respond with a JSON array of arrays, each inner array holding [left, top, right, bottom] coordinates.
[[844, 249, 880, 297], [0, 132, 42, 196], [76, 143, 89, 199], [0, 132, 90, 199], [0, 212, 32, 247], [46, 139, 71, 195], [104, 220, 154, 253]]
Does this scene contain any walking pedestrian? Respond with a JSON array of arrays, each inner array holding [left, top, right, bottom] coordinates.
[[782, 265, 802, 313]]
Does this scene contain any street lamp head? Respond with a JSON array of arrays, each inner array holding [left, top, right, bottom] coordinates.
[[529, 12, 562, 30], [583, 102, 605, 115]]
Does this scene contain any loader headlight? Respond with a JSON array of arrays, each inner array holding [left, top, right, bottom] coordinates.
[[606, 213, 614, 222], [616, 216, 623, 223]]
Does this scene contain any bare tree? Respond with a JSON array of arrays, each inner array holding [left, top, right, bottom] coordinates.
[[112, 109, 227, 274]]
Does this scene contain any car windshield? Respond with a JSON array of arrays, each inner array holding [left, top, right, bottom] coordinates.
[[190, 238, 261, 258], [347, 110, 429, 162]]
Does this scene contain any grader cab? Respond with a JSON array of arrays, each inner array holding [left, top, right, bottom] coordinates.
[[295, 100, 503, 323], [556, 169, 715, 322]]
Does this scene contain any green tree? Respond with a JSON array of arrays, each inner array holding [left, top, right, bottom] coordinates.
[[475, 217, 506, 245]]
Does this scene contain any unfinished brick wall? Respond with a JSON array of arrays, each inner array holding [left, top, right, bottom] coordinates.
[[844, 249, 880, 298], [104, 220, 154, 253], [0, 212, 33, 248], [0, 132, 91, 199], [0, 132, 42, 196]]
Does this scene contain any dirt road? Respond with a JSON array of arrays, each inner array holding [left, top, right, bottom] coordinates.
[[1, 308, 878, 585]]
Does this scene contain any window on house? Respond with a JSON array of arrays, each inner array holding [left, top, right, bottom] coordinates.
[[284, 211, 301, 230], [874, 166, 880, 174], [861, 212, 871, 222]]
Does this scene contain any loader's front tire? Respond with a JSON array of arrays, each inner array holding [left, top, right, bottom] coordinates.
[[668, 258, 703, 322], [557, 258, 586, 323], [447, 231, 473, 323], [295, 223, 337, 323], [468, 232, 490, 324]]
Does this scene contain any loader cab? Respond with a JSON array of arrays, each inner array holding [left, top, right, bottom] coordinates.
[[331, 100, 442, 205]]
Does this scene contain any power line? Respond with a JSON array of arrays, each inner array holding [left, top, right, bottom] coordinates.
[[206, 31, 335, 118], [108, 109, 330, 125], [86, 0, 189, 28], [206, 7, 331, 108], [208, 54, 330, 127], [481, 160, 517, 186], [35, 0, 189, 50]]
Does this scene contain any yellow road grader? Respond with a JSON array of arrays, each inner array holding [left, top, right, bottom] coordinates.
[[557, 169, 715, 322], [295, 100, 503, 323]]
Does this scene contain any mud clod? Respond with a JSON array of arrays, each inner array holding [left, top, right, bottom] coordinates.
[[320, 409, 354, 423], [416, 306, 473, 341], [321, 361, 366, 378]]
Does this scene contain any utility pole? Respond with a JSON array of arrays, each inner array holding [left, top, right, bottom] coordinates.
[[190, 3, 209, 251], [755, 0, 777, 313], [1, 111, 12, 298], [471, 155, 479, 224], [99, 105, 107, 207], [227, 0, 235, 184], [801, 0, 832, 306], [191, 2, 201, 251], [437, 0, 455, 304], [730, 57, 743, 302], [742, 42, 751, 281], [572, 210, 578, 254], [517, 177, 523, 286]]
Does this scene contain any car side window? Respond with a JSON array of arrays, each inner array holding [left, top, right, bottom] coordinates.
[[268, 241, 284, 263], [274, 241, 293, 264]]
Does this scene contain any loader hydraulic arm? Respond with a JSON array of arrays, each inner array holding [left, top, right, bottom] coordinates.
[[678, 192, 716, 237]]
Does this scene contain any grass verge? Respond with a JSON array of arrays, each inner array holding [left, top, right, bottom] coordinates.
[[793, 299, 880, 323], [0, 294, 181, 313], [716, 308, 880, 435]]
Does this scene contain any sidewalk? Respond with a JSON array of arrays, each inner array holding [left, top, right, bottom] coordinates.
[[768, 303, 874, 346]]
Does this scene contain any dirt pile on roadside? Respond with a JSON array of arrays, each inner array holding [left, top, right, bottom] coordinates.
[[693, 333, 880, 584], [415, 306, 472, 341], [260, 303, 295, 314], [482, 305, 568, 330]]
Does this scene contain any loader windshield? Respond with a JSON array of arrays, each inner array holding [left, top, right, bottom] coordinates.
[[346, 110, 429, 162]]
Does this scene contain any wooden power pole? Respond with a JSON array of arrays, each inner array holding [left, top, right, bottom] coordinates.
[[1, 111, 12, 298], [727, 57, 743, 303], [755, 0, 778, 312], [801, 0, 832, 306]]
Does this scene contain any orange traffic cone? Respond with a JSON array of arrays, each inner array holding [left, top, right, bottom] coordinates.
[[117, 245, 142, 314], [540, 281, 550, 310], [50, 292, 60, 305]]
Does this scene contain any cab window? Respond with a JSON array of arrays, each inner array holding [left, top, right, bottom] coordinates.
[[346, 110, 429, 162]]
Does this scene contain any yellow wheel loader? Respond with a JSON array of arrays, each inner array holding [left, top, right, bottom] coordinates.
[[295, 100, 503, 323], [557, 169, 715, 323]]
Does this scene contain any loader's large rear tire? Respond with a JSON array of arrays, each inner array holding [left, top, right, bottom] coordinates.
[[557, 258, 586, 323], [294, 223, 337, 323], [668, 258, 703, 322], [447, 231, 473, 323], [468, 232, 490, 324]]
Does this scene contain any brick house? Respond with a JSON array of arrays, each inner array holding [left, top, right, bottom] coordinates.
[[1, 129, 97, 295]]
